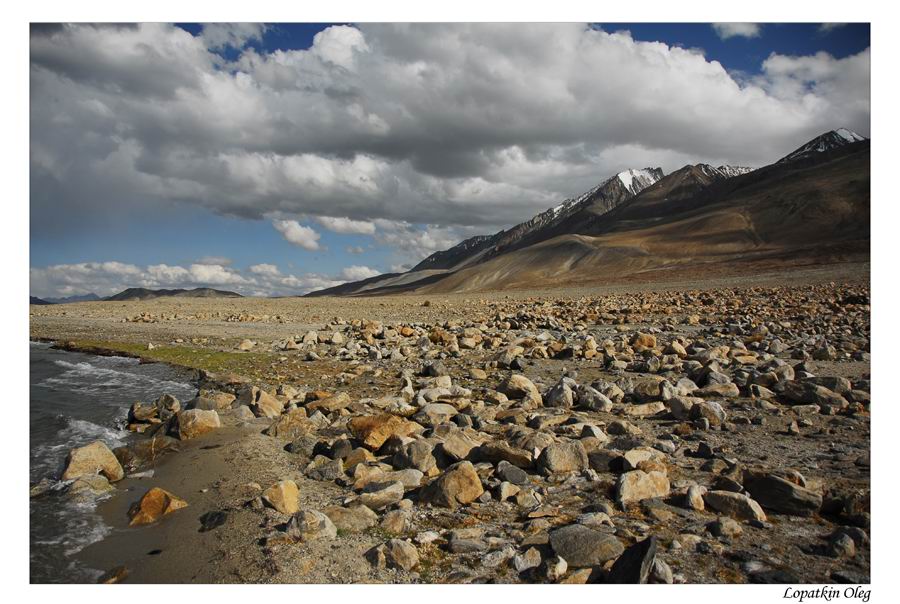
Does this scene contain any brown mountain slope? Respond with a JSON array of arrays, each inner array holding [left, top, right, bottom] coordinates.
[[414, 144, 869, 294]]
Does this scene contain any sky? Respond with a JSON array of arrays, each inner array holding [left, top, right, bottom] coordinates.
[[29, 22, 871, 298]]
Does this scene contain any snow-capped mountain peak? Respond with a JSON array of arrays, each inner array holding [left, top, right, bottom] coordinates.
[[617, 168, 663, 195], [835, 127, 866, 143], [779, 128, 868, 163], [716, 165, 755, 179]]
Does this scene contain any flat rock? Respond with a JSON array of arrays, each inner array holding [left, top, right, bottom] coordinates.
[[549, 523, 624, 568]]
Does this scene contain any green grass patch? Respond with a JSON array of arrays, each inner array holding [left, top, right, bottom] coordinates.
[[63, 339, 278, 378]]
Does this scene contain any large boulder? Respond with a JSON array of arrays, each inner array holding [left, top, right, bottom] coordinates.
[[703, 490, 767, 522], [306, 392, 352, 413], [498, 374, 542, 408], [262, 479, 300, 514], [174, 409, 221, 440], [357, 481, 405, 510], [113, 435, 180, 473], [742, 470, 822, 516], [607, 536, 659, 584], [265, 408, 314, 439], [367, 539, 420, 571], [128, 487, 188, 526], [323, 505, 378, 533], [62, 441, 124, 482], [349, 414, 418, 451], [251, 389, 284, 418], [616, 470, 670, 505], [537, 440, 588, 475], [419, 461, 484, 509], [549, 524, 625, 568], [284, 509, 337, 542]]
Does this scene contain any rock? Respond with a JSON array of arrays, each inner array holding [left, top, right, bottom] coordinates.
[[392, 440, 437, 473], [304, 456, 345, 481], [67, 474, 115, 498], [358, 481, 405, 510], [708, 516, 743, 538], [438, 431, 481, 461], [97, 565, 129, 584], [631, 333, 657, 350], [413, 403, 458, 426], [497, 460, 529, 485], [607, 420, 641, 436], [476, 442, 533, 468], [174, 409, 221, 440], [306, 392, 352, 413], [369, 539, 419, 571], [198, 510, 228, 532], [62, 441, 124, 482], [828, 533, 856, 558], [541, 555, 568, 582], [549, 524, 624, 568], [251, 389, 284, 418], [128, 487, 188, 526], [498, 374, 542, 407], [690, 401, 727, 426], [607, 536, 658, 583], [616, 470, 670, 505], [419, 461, 484, 509], [262, 480, 300, 514], [284, 509, 337, 542], [742, 470, 822, 516], [349, 414, 418, 450], [323, 505, 378, 533], [265, 408, 314, 439], [537, 440, 588, 474], [544, 378, 575, 408], [703, 490, 767, 522], [513, 547, 543, 573], [685, 485, 706, 511], [576, 385, 614, 411], [113, 435, 180, 474], [380, 509, 410, 534], [236, 339, 255, 351]]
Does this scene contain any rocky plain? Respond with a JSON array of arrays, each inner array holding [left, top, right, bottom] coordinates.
[[29, 265, 871, 584]]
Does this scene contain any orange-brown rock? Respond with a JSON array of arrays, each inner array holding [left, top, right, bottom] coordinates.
[[128, 487, 188, 526], [349, 414, 419, 450]]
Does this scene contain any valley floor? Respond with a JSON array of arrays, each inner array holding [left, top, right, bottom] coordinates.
[[29, 262, 871, 584]]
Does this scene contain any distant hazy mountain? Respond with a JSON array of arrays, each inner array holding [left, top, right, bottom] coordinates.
[[308, 128, 868, 296], [30, 296, 54, 305], [104, 287, 243, 302], [44, 293, 101, 304]]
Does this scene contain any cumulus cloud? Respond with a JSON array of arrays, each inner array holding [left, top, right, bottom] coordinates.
[[30, 260, 374, 297], [316, 216, 376, 234], [273, 220, 321, 250], [712, 23, 762, 40], [30, 23, 870, 250], [339, 265, 381, 280]]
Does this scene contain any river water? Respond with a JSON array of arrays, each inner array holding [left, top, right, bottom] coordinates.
[[29, 341, 196, 583]]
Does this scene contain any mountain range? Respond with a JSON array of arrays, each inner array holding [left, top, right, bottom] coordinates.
[[31, 287, 243, 305], [104, 287, 243, 302], [308, 128, 869, 296]]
